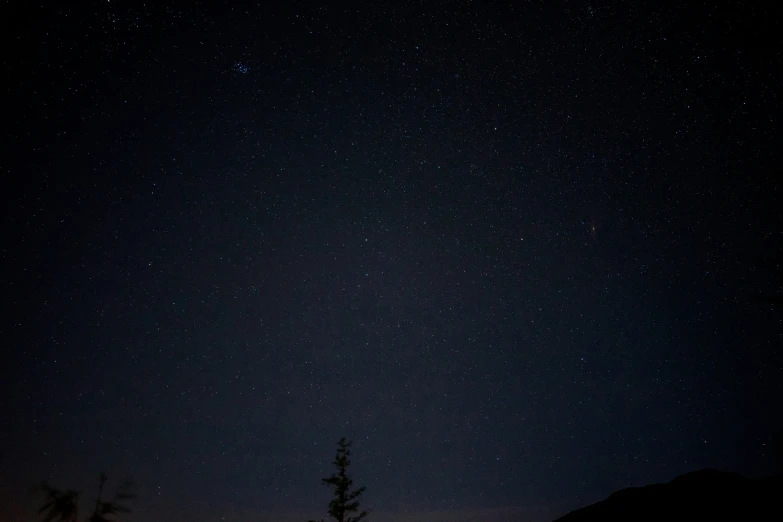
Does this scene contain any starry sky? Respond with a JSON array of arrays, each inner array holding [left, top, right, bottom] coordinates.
[[2, 2, 781, 521]]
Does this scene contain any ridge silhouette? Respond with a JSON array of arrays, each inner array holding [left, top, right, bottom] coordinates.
[[554, 469, 783, 522]]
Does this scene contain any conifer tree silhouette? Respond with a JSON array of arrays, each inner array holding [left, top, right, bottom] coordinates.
[[37, 483, 79, 522], [87, 473, 136, 522], [309, 437, 368, 522], [36, 473, 135, 522]]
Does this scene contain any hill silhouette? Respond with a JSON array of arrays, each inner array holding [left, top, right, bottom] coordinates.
[[554, 469, 783, 522]]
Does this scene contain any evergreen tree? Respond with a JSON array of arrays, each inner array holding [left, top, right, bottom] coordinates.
[[36, 473, 135, 522], [309, 437, 368, 522], [87, 473, 136, 522], [37, 483, 79, 522]]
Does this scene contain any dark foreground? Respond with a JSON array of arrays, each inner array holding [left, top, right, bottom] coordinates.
[[555, 470, 783, 522]]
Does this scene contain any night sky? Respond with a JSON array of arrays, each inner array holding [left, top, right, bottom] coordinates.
[[2, 2, 781, 521]]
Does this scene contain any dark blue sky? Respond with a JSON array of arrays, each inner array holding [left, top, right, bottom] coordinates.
[[2, 2, 781, 521]]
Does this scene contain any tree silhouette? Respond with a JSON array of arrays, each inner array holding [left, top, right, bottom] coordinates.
[[37, 483, 79, 522], [309, 437, 368, 522], [87, 473, 136, 522], [36, 473, 136, 522]]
